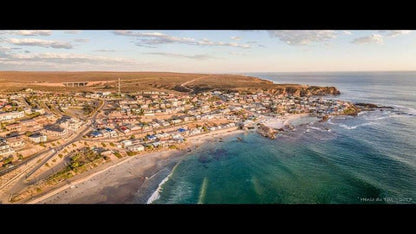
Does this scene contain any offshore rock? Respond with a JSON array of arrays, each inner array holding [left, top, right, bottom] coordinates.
[[257, 123, 277, 139]]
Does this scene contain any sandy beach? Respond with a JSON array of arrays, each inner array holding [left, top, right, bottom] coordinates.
[[30, 127, 244, 204], [262, 113, 310, 129]]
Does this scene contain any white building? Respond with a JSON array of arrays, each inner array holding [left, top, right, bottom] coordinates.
[[121, 140, 133, 148], [0, 142, 14, 156], [29, 134, 47, 143], [127, 144, 145, 152], [0, 111, 24, 122]]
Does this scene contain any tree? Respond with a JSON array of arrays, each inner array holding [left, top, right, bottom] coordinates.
[[138, 109, 144, 116]]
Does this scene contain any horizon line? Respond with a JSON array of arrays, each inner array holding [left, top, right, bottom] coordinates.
[[1, 70, 416, 74]]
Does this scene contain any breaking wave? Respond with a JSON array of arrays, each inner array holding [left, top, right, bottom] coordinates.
[[337, 122, 377, 130], [146, 162, 181, 204], [146, 175, 169, 204]]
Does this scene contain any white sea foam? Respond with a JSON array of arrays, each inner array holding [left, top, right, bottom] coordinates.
[[308, 126, 326, 132], [390, 104, 416, 115], [337, 122, 376, 130], [197, 177, 208, 204], [363, 115, 390, 121], [357, 111, 367, 116], [146, 162, 181, 204], [146, 176, 169, 204]]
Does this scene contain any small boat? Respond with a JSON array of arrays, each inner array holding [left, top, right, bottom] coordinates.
[[237, 137, 243, 141]]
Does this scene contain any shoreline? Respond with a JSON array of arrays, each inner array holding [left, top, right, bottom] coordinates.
[[141, 128, 246, 204], [262, 113, 310, 129], [29, 127, 245, 204]]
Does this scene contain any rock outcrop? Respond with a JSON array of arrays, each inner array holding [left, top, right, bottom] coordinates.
[[256, 85, 340, 97], [320, 115, 330, 122], [342, 105, 361, 116], [257, 123, 277, 139], [355, 103, 394, 111]]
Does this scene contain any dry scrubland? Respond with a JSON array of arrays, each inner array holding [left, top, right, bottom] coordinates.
[[0, 71, 285, 93]]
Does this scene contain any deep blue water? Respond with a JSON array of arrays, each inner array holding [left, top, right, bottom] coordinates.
[[151, 72, 416, 204]]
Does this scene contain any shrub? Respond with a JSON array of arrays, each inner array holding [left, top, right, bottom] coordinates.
[[114, 152, 122, 158]]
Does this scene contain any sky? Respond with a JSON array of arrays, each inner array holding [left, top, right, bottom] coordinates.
[[0, 30, 415, 73]]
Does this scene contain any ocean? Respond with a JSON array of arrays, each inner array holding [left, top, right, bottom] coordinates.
[[150, 72, 416, 204]]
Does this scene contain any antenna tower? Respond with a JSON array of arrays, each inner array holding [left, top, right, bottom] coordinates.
[[118, 77, 121, 96]]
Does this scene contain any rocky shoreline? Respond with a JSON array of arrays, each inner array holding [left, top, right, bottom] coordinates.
[[256, 102, 394, 139]]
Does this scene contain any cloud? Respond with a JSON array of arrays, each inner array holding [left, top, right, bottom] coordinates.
[[351, 34, 384, 45], [268, 30, 337, 45], [0, 49, 138, 67], [0, 48, 161, 71], [0, 46, 11, 57], [229, 51, 248, 56], [145, 52, 215, 60], [95, 49, 116, 52], [9, 53, 134, 64], [343, 31, 352, 35], [113, 30, 251, 48], [380, 30, 411, 37], [1, 30, 52, 36], [6, 38, 73, 49], [74, 38, 89, 43], [64, 30, 81, 34], [231, 36, 241, 40]]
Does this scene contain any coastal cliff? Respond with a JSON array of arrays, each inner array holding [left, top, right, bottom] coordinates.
[[244, 85, 340, 97]]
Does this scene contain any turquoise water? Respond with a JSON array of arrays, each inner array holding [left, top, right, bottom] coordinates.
[[152, 72, 416, 204]]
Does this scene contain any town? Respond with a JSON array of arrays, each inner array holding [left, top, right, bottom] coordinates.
[[0, 87, 355, 173]]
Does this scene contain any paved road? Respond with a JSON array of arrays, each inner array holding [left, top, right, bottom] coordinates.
[[1, 99, 106, 200], [25, 99, 105, 179], [0, 148, 51, 177]]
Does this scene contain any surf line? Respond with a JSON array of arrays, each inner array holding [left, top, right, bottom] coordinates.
[[197, 177, 208, 204], [146, 161, 182, 204]]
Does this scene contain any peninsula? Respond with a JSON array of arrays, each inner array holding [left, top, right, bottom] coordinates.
[[0, 71, 361, 204]]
